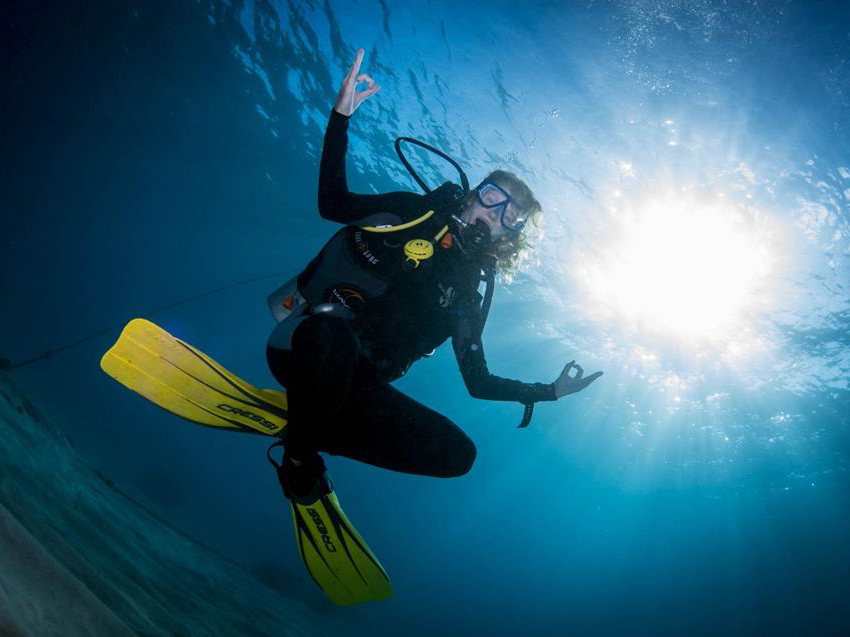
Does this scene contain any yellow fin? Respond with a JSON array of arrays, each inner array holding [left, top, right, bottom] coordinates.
[[100, 319, 287, 435], [291, 490, 393, 605]]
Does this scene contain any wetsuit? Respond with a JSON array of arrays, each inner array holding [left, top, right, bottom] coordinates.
[[266, 110, 556, 478]]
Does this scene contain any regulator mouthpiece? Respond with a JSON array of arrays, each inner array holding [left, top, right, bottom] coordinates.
[[461, 218, 492, 254]]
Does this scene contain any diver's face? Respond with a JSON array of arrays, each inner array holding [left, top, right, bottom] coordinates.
[[461, 184, 517, 241]]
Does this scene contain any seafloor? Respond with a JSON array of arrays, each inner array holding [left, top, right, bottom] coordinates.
[[0, 370, 354, 637]]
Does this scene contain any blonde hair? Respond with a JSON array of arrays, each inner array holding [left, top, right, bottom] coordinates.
[[464, 169, 543, 282]]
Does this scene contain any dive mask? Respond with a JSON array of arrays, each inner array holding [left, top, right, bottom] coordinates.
[[476, 180, 527, 232]]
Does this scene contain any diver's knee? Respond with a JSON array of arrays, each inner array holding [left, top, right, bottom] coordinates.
[[292, 313, 355, 353], [445, 436, 477, 477]]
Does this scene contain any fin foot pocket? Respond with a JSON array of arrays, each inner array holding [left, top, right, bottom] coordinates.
[[267, 441, 393, 605]]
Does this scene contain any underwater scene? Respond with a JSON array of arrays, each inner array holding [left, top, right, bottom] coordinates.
[[1, 1, 849, 635]]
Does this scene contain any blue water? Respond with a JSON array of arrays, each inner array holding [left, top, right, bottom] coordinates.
[[2, 1, 849, 635]]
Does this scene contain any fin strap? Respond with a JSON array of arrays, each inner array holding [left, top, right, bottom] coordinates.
[[517, 402, 534, 428]]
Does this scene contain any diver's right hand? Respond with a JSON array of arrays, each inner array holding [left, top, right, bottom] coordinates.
[[333, 48, 380, 116], [553, 360, 603, 399]]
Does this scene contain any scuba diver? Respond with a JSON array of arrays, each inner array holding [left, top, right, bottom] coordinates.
[[266, 48, 603, 494], [101, 48, 602, 606]]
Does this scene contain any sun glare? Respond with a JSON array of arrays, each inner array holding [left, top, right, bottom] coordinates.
[[584, 196, 771, 338]]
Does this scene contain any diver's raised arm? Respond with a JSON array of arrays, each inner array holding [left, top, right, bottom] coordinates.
[[317, 49, 420, 223]]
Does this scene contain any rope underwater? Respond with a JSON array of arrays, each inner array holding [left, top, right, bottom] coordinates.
[[0, 272, 288, 371]]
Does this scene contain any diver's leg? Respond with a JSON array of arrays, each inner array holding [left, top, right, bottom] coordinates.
[[322, 382, 477, 478], [266, 313, 360, 459], [267, 313, 475, 479]]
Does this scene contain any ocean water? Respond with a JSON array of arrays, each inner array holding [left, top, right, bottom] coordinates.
[[1, 1, 849, 635]]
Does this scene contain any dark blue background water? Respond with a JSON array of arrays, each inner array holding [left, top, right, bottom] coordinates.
[[2, 1, 849, 635]]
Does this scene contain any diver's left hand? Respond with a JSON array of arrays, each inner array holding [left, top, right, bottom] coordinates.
[[553, 360, 603, 399]]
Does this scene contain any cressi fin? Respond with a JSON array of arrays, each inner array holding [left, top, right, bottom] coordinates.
[[269, 444, 393, 606], [100, 318, 287, 435]]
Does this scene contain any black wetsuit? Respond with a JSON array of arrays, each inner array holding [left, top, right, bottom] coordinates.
[[266, 110, 556, 478]]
